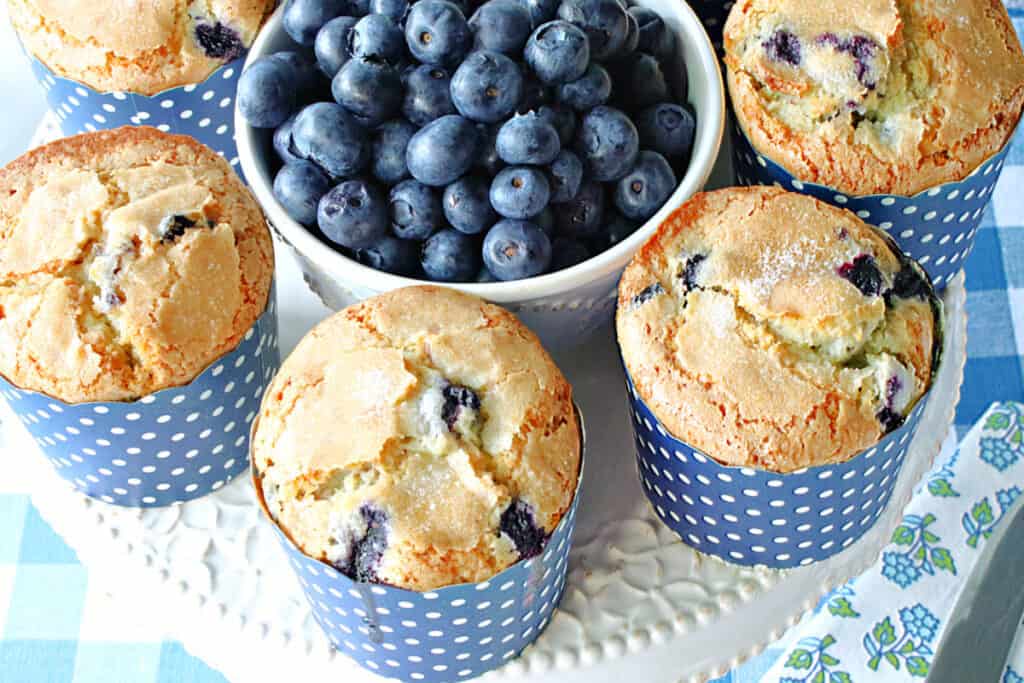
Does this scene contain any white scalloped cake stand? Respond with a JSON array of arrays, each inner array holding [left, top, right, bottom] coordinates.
[[4, 116, 966, 683]]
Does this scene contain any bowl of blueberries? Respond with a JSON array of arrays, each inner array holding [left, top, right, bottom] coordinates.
[[236, 0, 724, 347]]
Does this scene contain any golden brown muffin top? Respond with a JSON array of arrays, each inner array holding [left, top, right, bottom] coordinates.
[[725, 0, 1024, 195], [617, 187, 938, 472], [8, 0, 275, 94], [0, 126, 275, 403], [252, 286, 581, 591]]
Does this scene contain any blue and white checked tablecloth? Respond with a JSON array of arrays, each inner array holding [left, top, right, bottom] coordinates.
[[2, 5, 1024, 681]]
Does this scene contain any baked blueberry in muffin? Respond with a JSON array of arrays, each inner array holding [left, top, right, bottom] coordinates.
[[725, 0, 1024, 195], [252, 286, 581, 590], [618, 186, 939, 472]]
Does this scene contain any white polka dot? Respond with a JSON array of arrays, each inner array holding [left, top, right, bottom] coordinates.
[[902, 205, 917, 215], [157, 124, 170, 132]]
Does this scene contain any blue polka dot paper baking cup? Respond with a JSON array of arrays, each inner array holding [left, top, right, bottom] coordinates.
[[690, 0, 734, 54], [731, 122, 1013, 292], [253, 449, 583, 682], [26, 54, 246, 175], [0, 297, 280, 508], [627, 375, 929, 569]]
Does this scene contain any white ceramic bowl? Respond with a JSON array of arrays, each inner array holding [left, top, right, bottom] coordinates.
[[237, 1, 725, 348]]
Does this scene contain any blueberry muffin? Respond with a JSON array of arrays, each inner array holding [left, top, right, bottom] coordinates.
[[0, 126, 275, 403], [251, 286, 581, 591], [7, 0, 275, 95], [617, 187, 938, 472], [724, 0, 1024, 196]]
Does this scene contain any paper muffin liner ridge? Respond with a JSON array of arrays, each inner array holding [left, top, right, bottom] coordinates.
[[0, 292, 280, 508], [251, 411, 585, 683], [24, 51, 246, 178], [732, 121, 1014, 291]]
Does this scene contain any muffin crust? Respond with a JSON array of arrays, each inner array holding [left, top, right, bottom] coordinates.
[[0, 126, 275, 403], [617, 187, 937, 472], [252, 286, 581, 592], [8, 0, 276, 94], [725, 0, 1024, 196]]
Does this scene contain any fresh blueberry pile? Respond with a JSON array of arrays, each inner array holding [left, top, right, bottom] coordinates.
[[240, 0, 697, 281]]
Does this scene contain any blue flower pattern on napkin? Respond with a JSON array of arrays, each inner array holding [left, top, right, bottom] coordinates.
[[881, 513, 956, 588], [761, 402, 1024, 682], [863, 604, 937, 678]]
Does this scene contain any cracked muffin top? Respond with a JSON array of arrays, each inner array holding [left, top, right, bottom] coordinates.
[[617, 187, 938, 473], [8, 0, 275, 95], [0, 126, 275, 403], [724, 0, 1024, 196], [251, 286, 581, 592]]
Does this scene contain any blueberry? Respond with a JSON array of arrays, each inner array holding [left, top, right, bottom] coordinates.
[[575, 105, 639, 181], [629, 6, 674, 62], [469, 0, 533, 56], [332, 57, 402, 126], [550, 237, 590, 271], [475, 123, 505, 174], [557, 0, 629, 60], [389, 179, 444, 240], [876, 406, 904, 433], [237, 56, 296, 128], [615, 9, 639, 58], [536, 104, 576, 145], [556, 63, 611, 111], [476, 266, 499, 282], [318, 179, 389, 249], [273, 114, 304, 165], [588, 208, 637, 251], [159, 214, 200, 244], [552, 178, 604, 238], [342, 505, 389, 582], [888, 266, 930, 302], [349, 0, 371, 15], [482, 219, 552, 279], [441, 384, 481, 429], [356, 234, 421, 275], [546, 149, 583, 203], [405, 0, 472, 65], [402, 65, 457, 125], [406, 115, 481, 185], [283, 0, 350, 45], [636, 102, 695, 161], [270, 51, 324, 99], [534, 205, 555, 235], [421, 229, 480, 281], [349, 13, 406, 63], [524, 20, 589, 84], [194, 22, 245, 61], [273, 161, 332, 225], [613, 150, 675, 221], [496, 113, 561, 165], [763, 29, 801, 66], [610, 52, 668, 111], [816, 32, 881, 89], [450, 50, 524, 123], [499, 499, 545, 558], [837, 254, 883, 297], [630, 281, 663, 306], [371, 119, 417, 184], [315, 16, 359, 77], [291, 102, 370, 178], [680, 252, 705, 291], [490, 166, 551, 218], [370, 0, 409, 22], [515, 71, 551, 114], [443, 175, 496, 234], [517, 0, 559, 27]]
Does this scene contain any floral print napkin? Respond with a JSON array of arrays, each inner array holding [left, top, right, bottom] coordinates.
[[763, 401, 1024, 682]]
